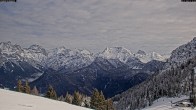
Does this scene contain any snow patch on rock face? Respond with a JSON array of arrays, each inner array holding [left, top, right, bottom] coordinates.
[[80, 49, 92, 55], [98, 47, 134, 63], [98, 47, 167, 64], [135, 51, 167, 63], [0, 42, 47, 62], [24, 45, 47, 63], [45, 47, 94, 71], [0, 41, 23, 56]]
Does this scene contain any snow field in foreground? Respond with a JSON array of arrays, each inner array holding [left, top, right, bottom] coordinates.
[[0, 89, 91, 110]]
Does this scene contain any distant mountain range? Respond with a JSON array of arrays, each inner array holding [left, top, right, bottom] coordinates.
[[0, 41, 167, 97]]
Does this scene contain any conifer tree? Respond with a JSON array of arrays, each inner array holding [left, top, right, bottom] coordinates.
[[72, 91, 82, 106], [65, 92, 72, 103], [90, 89, 107, 110], [90, 89, 113, 110], [90, 89, 100, 109], [17, 80, 23, 92], [24, 81, 31, 94], [46, 85, 57, 100], [31, 86, 39, 95], [99, 91, 106, 110], [106, 99, 115, 110]]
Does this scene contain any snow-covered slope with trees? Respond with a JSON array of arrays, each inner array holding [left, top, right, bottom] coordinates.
[[142, 96, 193, 110], [112, 37, 196, 110], [0, 89, 91, 110], [168, 37, 196, 66]]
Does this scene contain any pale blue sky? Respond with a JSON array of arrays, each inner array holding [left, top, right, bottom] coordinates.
[[0, 0, 196, 54]]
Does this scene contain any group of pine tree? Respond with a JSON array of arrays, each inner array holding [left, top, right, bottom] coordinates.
[[17, 80, 114, 110], [17, 80, 39, 95]]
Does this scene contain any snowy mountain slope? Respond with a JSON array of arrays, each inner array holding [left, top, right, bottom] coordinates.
[[112, 37, 196, 110], [24, 44, 48, 63], [112, 56, 196, 110], [45, 47, 94, 71], [31, 57, 150, 98], [0, 42, 46, 88], [0, 41, 166, 98], [141, 96, 193, 110], [0, 89, 91, 110], [0, 61, 43, 89], [0, 41, 46, 69], [168, 37, 196, 66]]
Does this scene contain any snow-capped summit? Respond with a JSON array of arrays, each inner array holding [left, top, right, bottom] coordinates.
[[45, 47, 94, 71], [48, 46, 70, 56], [0, 41, 23, 55], [98, 47, 134, 63], [135, 51, 167, 63], [150, 52, 167, 62], [0, 42, 47, 70], [0, 41, 167, 71], [98, 47, 166, 64], [80, 49, 92, 56], [23, 45, 47, 63], [0, 41, 12, 49]]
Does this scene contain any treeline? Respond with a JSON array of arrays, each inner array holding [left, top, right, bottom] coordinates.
[[17, 81, 114, 110], [113, 57, 196, 110]]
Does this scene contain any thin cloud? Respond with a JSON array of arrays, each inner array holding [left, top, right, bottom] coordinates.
[[0, 0, 195, 54]]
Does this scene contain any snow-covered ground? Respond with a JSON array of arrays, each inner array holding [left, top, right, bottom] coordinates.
[[142, 96, 196, 110], [0, 89, 91, 110]]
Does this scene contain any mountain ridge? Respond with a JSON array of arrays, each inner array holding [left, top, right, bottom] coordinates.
[[0, 41, 168, 74], [0, 41, 166, 98]]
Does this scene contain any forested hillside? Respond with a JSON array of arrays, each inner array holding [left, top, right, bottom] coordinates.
[[113, 37, 196, 110], [113, 56, 196, 110]]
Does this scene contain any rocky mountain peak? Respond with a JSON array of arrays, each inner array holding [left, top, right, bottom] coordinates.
[[29, 44, 44, 51], [0, 41, 12, 49], [136, 50, 146, 55], [99, 47, 134, 63], [28, 44, 47, 56]]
